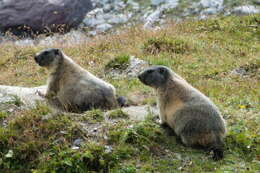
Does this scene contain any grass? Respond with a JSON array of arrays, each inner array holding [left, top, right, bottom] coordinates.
[[105, 54, 130, 71], [0, 14, 259, 172], [107, 109, 129, 119]]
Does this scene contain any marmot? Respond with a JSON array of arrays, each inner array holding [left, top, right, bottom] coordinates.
[[138, 65, 226, 160], [34, 48, 119, 113]]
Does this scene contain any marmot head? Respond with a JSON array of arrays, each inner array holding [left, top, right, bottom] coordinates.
[[138, 66, 170, 88], [34, 48, 63, 67]]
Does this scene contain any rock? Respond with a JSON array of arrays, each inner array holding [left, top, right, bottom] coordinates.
[[0, 0, 92, 35], [73, 138, 83, 147], [107, 14, 129, 24], [96, 23, 113, 33], [127, 0, 140, 11], [151, 0, 166, 6], [83, 17, 106, 28], [253, 0, 260, 5], [0, 85, 47, 110], [104, 145, 113, 153], [121, 105, 159, 121], [127, 92, 147, 105], [200, 0, 223, 8], [230, 68, 247, 76], [107, 56, 149, 79], [144, 0, 178, 28], [231, 5, 260, 15], [126, 56, 149, 77], [144, 9, 163, 28]]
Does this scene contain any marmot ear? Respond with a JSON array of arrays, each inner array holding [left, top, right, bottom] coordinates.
[[54, 49, 60, 55]]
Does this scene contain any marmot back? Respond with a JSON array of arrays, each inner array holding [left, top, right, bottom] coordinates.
[[138, 65, 226, 161]]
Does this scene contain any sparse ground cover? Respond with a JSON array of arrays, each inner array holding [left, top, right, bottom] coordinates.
[[0, 14, 259, 172]]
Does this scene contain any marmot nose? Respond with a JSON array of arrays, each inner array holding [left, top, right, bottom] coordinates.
[[34, 55, 39, 62], [137, 74, 142, 80]]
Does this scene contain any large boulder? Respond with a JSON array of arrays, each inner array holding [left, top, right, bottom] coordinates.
[[0, 0, 92, 35]]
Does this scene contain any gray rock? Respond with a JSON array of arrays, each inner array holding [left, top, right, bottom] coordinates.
[[201, 7, 221, 15], [0, 85, 47, 109], [0, 0, 92, 35], [108, 14, 129, 24], [83, 17, 106, 28], [127, 0, 140, 11], [231, 5, 260, 15], [96, 23, 113, 32], [151, 0, 166, 6], [253, 0, 260, 5], [121, 105, 159, 121], [144, 9, 162, 28], [125, 56, 149, 77], [73, 138, 83, 147], [107, 56, 149, 79], [200, 0, 223, 9], [230, 68, 247, 76]]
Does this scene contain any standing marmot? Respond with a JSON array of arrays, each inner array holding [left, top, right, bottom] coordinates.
[[34, 48, 119, 113], [138, 65, 226, 160]]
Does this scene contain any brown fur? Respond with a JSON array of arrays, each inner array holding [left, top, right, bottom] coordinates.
[[35, 48, 118, 113], [138, 66, 226, 160]]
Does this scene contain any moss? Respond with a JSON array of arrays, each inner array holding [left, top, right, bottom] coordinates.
[[108, 109, 129, 119], [105, 54, 130, 71], [143, 37, 190, 54], [108, 120, 165, 151], [0, 104, 86, 172], [0, 112, 8, 121], [225, 120, 260, 161], [82, 109, 104, 123], [6, 95, 24, 107], [35, 142, 118, 173]]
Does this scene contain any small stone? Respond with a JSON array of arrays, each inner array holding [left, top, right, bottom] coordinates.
[[93, 127, 98, 132], [96, 23, 113, 32], [83, 17, 106, 27], [253, 0, 260, 5], [144, 10, 162, 28], [108, 14, 129, 24], [231, 5, 260, 15], [71, 146, 80, 150], [5, 150, 13, 158], [73, 138, 83, 147], [104, 145, 113, 153], [200, 0, 223, 9], [151, 0, 166, 6], [230, 68, 247, 76], [121, 105, 159, 121]]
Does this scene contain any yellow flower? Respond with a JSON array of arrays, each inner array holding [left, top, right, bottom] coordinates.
[[239, 105, 246, 109]]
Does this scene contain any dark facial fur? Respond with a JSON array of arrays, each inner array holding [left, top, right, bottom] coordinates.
[[138, 66, 170, 88], [34, 48, 61, 67]]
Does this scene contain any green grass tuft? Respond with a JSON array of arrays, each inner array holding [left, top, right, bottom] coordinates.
[[107, 109, 129, 119], [143, 37, 190, 54], [105, 54, 130, 71], [82, 109, 104, 123]]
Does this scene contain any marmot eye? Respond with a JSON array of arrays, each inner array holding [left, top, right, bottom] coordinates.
[[147, 70, 153, 74], [159, 68, 166, 74]]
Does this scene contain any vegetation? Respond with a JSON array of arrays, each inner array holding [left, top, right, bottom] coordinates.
[[0, 14, 259, 172], [107, 109, 129, 119], [82, 109, 104, 123], [105, 54, 130, 71]]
